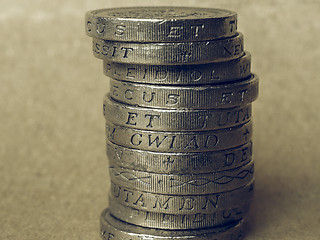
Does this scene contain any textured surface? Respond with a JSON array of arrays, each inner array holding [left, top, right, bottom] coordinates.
[[1, 0, 319, 239]]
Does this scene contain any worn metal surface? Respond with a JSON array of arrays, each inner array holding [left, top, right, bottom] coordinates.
[[101, 208, 245, 239], [102, 52, 251, 85], [86, 7, 237, 42], [109, 74, 258, 109], [109, 180, 254, 214], [106, 140, 253, 174], [92, 33, 244, 64]]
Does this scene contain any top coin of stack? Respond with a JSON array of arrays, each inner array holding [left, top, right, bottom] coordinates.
[[86, 7, 238, 42], [85, 6, 258, 240]]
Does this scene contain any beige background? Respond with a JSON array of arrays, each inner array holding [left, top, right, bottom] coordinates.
[[1, 0, 319, 239]]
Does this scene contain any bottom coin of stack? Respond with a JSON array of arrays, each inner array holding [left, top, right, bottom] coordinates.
[[101, 209, 245, 240]]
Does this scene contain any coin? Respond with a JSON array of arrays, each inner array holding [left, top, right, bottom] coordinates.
[[86, 7, 237, 42], [109, 161, 254, 194], [85, 6, 258, 240], [92, 33, 244, 64], [103, 95, 252, 131], [109, 197, 249, 229], [109, 74, 258, 109], [101, 208, 245, 240], [103, 52, 251, 85], [106, 121, 252, 153], [109, 180, 254, 214], [107, 140, 253, 174]]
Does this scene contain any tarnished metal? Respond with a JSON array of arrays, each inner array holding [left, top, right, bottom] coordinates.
[[103, 52, 251, 85], [92, 33, 244, 65], [109, 197, 250, 229], [109, 161, 254, 194], [106, 140, 253, 174], [85, 6, 259, 239], [109, 180, 254, 214], [106, 121, 252, 153], [101, 209, 245, 240], [103, 95, 252, 131], [86, 7, 237, 42], [109, 74, 258, 109]]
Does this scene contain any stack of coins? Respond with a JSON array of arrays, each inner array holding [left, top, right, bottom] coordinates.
[[85, 6, 259, 240]]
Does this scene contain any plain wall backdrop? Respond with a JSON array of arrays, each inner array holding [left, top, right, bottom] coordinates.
[[1, 0, 319, 239]]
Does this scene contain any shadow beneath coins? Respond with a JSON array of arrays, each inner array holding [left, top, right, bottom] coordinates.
[[243, 173, 292, 237]]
